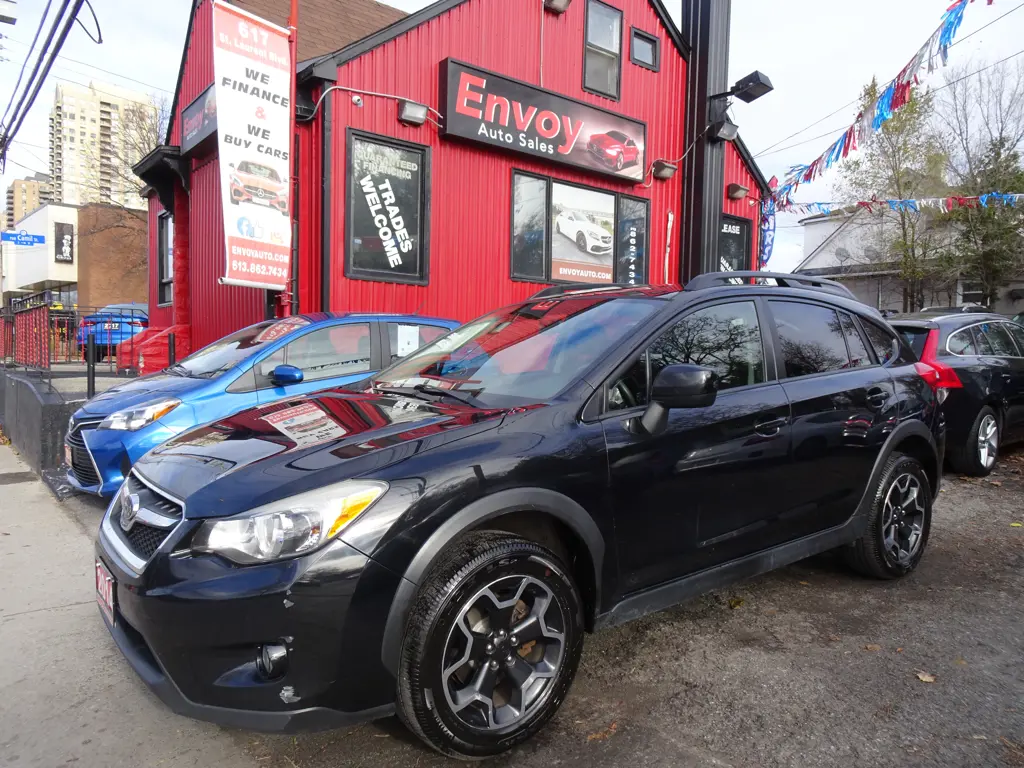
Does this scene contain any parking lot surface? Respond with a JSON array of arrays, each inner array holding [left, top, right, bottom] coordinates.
[[2, 444, 1022, 767]]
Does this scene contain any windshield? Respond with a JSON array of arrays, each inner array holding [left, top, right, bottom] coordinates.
[[372, 297, 658, 407], [237, 161, 280, 182], [173, 317, 311, 378]]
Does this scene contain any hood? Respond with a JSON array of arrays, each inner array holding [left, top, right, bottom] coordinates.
[[133, 389, 508, 518], [79, 373, 206, 416], [590, 133, 620, 149]]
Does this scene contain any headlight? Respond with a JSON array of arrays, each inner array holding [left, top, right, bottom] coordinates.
[[191, 480, 387, 565], [99, 398, 180, 431]]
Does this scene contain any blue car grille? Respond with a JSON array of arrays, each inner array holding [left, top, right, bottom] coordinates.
[[111, 474, 184, 561], [67, 419, 102, 487]]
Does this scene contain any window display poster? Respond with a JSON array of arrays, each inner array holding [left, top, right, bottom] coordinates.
[[212, 0, 292, 290], [550, 183, 614, 284], [349, 136, 425, 280], [263, 402, 347, 448], [616, 198, 647, 285]]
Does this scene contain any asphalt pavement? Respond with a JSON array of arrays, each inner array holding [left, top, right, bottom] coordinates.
[[1, 442, 1022, 768]]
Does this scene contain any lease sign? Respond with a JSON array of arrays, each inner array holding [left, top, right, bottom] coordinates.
[[212, 1, 292, 290]]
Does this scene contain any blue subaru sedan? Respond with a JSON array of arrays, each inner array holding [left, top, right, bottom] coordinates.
[[66, 312, 459, 496]]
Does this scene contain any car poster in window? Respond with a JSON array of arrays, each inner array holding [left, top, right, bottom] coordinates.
[[551, 183, 614, 284], [349, 136, 425, 280], [211, 1, 292, 291], [441, 59, 646, 182]]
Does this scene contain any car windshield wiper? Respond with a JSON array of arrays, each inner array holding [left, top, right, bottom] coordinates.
[[166, 364, 191, 377], [412, 383, 482, 407]]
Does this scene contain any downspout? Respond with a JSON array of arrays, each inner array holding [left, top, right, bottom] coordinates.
[[171, 181, 191, 343]]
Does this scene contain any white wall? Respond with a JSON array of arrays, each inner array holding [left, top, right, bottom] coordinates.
[[9, 204, 79, 291]]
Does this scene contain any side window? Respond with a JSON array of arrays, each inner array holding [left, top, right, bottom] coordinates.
[[971, 326, 994, 355], [256, 323, 372, 387], [839, 312, 873, 368], [769, 301, 850, 377], [979, 322, 1016, 356], [387, 323, 449, 365], [1004, 323, 1024, 356], [858, 319, 902, 365], [947, 328, 977, 356]]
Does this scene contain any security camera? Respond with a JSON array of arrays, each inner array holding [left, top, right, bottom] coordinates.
[[351, 94, 363, 108]]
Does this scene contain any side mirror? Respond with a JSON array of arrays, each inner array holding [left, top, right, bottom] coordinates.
[[271, 364, 304, 386], [633, 364, 719, 436]]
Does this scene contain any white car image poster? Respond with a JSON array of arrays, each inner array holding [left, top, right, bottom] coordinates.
[[211, 1, 292, 290]]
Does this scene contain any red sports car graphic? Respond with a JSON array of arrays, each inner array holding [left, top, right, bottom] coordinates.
[[587, 130, 640, 171]]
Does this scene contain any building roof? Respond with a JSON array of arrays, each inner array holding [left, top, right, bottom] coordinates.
[[231, 0, 406, 61]]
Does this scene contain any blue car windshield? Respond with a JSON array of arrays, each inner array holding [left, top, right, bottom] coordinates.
[[372, 297, 657, 407], [172, 317, 312, 378]]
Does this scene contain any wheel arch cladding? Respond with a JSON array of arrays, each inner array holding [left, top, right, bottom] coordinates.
[[380, 487, 605, 676], [892, 433, 939, 495]]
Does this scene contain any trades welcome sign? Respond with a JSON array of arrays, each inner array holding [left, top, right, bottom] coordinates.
[[211, 0, 292, 291]]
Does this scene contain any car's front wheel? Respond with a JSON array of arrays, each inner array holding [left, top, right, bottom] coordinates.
[[397, 531, 584, 759], [575, 233, 587, 252], [844, 453, 932, 579]]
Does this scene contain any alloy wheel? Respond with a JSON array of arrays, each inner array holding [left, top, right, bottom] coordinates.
[[881, 473, 926, 565], [441, 574, 565, 731], [977, 414, 998, 470]]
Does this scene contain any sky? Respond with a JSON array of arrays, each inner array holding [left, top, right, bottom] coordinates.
[[2, 0, 1021, 271]]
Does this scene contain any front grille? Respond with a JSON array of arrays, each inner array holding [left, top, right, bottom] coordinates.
[[67, 419, 101, 487], [111, 474, 184, 562], [244, 185, 278, 200]]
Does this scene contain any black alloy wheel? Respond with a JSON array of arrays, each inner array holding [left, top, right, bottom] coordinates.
[[844, 452, 932, 579], [397, 532, 584, 759], [575, 233, 587, 252]]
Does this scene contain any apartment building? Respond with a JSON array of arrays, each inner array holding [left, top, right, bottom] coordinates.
[[48, 81, 156, 211], [4, 173, 53, 227]]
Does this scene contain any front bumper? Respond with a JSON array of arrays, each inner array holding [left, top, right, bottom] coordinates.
[[95, 482, 403, 731], [66, 420, 179, 496]]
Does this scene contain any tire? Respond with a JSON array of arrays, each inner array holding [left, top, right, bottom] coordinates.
[[397, 531, 584, 759], [575, 233, 587, 252], [844, 453, 932, 580], [615, 152, 624, 171], [948, 405, 999, 477]]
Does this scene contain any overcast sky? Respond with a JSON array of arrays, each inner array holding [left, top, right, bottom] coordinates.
[[2, 0, 1020, 271]]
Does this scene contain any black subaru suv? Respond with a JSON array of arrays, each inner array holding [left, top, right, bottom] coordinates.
[[95, 273, 945, 759]]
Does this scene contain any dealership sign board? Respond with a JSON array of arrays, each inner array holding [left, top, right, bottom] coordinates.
[[181, 84, 218, 155], [440, 59, 647, 182], [211, 1, 292, 291]]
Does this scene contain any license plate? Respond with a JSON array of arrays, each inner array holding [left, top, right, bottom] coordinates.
[[95, 560, 115, 624], [64, 443, 72, 466], [251, 196, 271, 206], [103, 322, 118, 330]]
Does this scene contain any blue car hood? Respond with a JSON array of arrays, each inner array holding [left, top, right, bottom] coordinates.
[[132, 389, 508, 518], [80, 373, 209, 416]]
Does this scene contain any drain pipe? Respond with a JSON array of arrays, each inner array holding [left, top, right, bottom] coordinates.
[[539, 0, 545, 87], [664, 210, 674, 284]]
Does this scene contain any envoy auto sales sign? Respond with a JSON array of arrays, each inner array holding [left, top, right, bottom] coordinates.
[[440, 59, 647, 182], [211, 1, 292, 291]]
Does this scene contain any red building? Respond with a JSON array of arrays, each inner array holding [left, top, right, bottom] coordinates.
[[133, 0, 769, 370]]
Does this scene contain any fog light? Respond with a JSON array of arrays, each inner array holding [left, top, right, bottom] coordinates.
[[256, 643, 288, 679]]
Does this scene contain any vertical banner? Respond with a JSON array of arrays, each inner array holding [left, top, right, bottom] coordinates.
[[212, 1, 292, 290], [54, 222, 74, 263]]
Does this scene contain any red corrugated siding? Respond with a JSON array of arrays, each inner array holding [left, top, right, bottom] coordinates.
[[324, 0, 687, 321], [170, 0, 214, 145], [296, 110, 322, 314], [723, 141, 761, 270], [188, 157, 266, 348], [147, 196, 173, 328]]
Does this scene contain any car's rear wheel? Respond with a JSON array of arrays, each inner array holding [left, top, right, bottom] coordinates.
[[844, 453, 932, 579], [575, 233, 587, 252], [397, 531, 584, 759], [948, 405, 999, 476]]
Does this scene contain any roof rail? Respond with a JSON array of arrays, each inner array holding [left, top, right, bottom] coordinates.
[[529, 283, 644, 300], [684, 271, 857, 301]]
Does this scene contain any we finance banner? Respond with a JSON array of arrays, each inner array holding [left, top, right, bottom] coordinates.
[[211, 1, 292, 290]]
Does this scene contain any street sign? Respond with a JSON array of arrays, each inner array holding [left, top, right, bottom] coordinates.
[[1, 230, 46, 246]]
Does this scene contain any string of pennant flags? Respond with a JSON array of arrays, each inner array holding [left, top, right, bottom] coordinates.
[[772, 0, 994, 212], [785, 192, 1024, 217]]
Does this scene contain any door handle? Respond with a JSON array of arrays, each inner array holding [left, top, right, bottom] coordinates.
[[754, 416, 787, 437], [866, 387, 891, 407]]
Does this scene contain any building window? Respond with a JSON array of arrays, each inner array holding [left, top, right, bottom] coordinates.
[[345, 131, 429, 285], [584, 0, 622, 100], [510, 171, 648, 286], [157, 212, 174, 305], [630, 28, 659, 71], [718, 215, 752, 272]]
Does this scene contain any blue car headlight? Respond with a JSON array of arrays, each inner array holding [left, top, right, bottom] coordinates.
[[192, 481, 388, 565], [98, 398, 180, 431]]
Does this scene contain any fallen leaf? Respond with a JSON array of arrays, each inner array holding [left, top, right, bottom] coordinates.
[[989, 480, 1002, 487], [728, 597, 744, 609], [916, 670, 937, 683], [864, 644, 882, 652], [955, 658, 968, 665], [1011, 522, 1023, 528], [972, 734, 987, 740], [896, 647, 904, 653], [799, 581, 810, 586], [763, 608, 777, 615], [587, 722, 618, 742], [828, 634, 841, 642]]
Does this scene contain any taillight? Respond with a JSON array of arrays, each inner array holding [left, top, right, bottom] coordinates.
[[917, 328, 962, 402]]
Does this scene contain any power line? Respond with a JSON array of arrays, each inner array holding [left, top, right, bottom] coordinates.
[[0, 0, 56, 130], [753, 1, 1024, 159], [757, 48, 1024, 160]]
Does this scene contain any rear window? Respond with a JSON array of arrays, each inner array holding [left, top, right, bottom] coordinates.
[[895, 327, 930, 359]]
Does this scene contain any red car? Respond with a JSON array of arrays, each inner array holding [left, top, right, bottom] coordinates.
[[587, 130, 640, 171]]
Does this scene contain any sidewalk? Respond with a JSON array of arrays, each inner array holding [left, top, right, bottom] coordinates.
[[0, 446, 255, 768]]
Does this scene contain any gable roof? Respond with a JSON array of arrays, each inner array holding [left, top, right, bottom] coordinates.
[[165, 0, 406, 144], [300, 0, 690, 80], [793, 208, 866, 273]]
